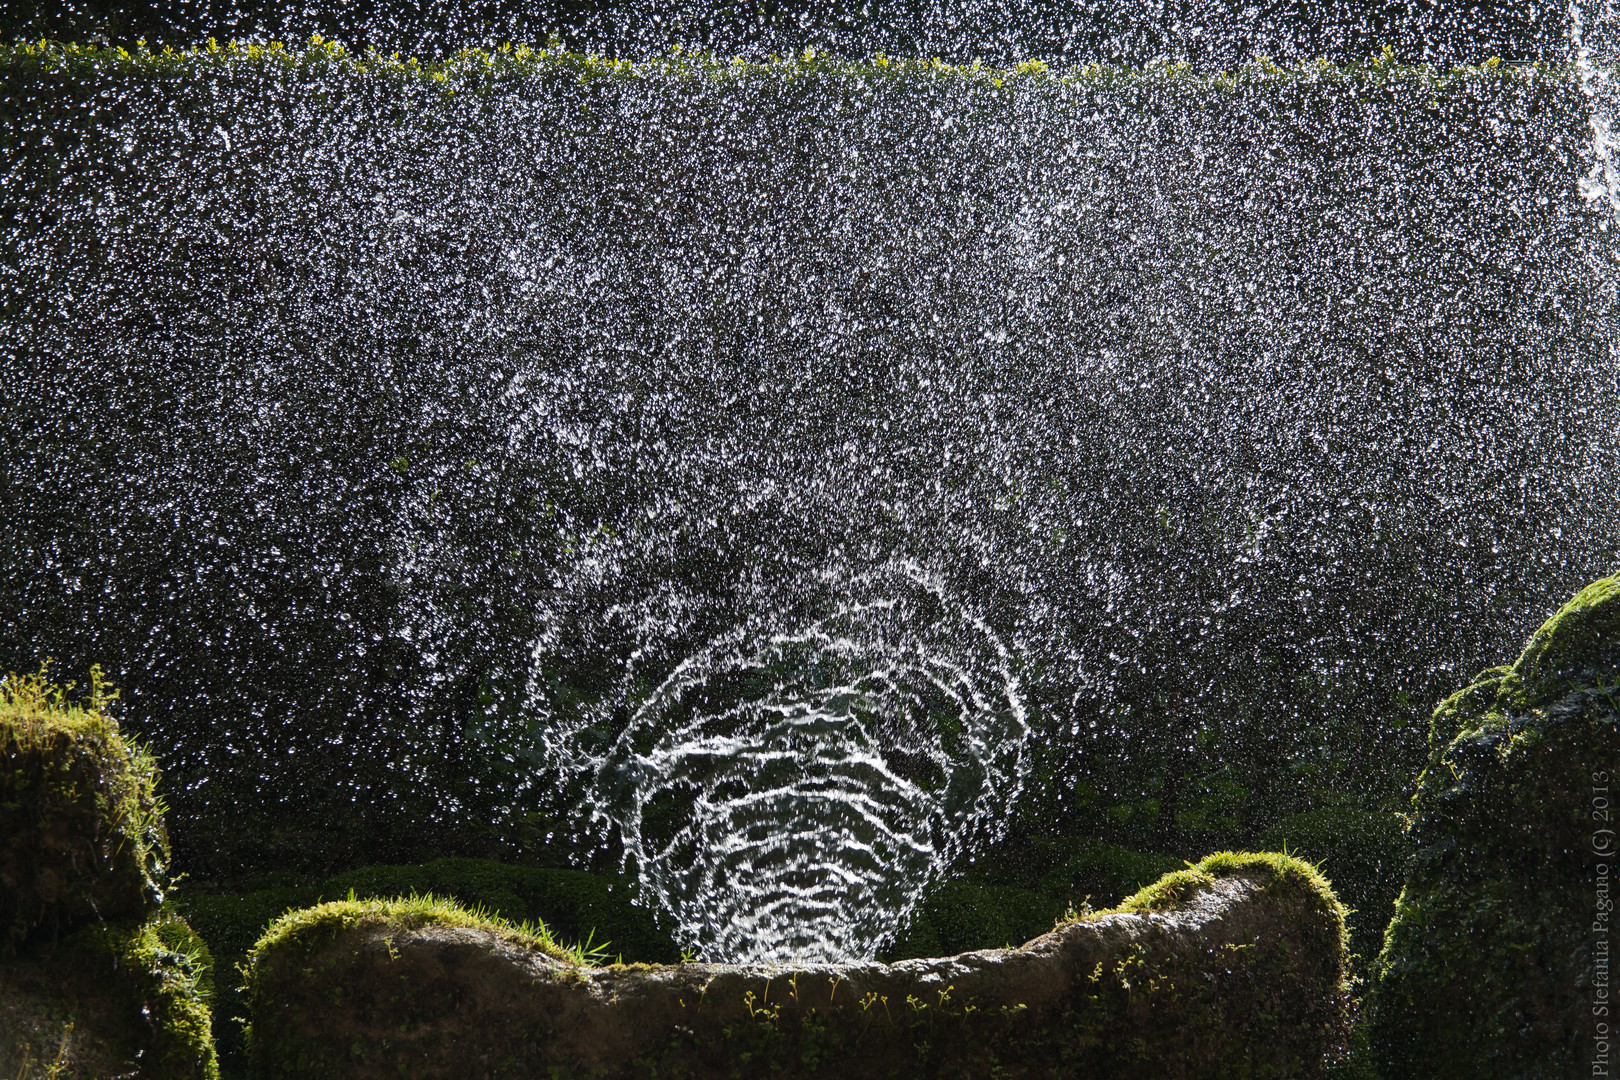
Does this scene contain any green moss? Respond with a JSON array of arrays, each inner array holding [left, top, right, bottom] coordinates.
[[1501, 575, 1620, 709], [1113, 851, 1347, 928], [246, 894, 585, 971], [0, 664, 214, 1078], [1047, 851, 1352, 1076], [1425, 576, 1620, 754], [1367, 575, 1620, 1078], [166, 883, 318, 1076], [176, 859, 674, 1077], [241, 895, 593, 1080], [96, 914, 218, 1079], [1111, 863, 1216, 912], [0, 912, 217, 1080], [1, 663, 169, 953], [1053, 851, 1352, 1078], [319, 856, 677, 962], [1259, 807, 1411, 962]]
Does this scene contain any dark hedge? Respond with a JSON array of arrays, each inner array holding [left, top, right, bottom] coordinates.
[[0, 0, 1571, 69], [1, 43, 1615, 887]]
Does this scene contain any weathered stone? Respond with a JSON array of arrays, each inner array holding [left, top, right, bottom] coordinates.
[[0, 668, 217, 1080], [319, 857, 681, 962], [246, 851, 1349, 1079], [0, 912, 218, 1080], [0, 666, 169, 951], [1368, 575, 1620, 1079], [1260, 807, 1410, 961]]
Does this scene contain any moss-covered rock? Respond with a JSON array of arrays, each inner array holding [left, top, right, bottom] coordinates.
[[1259, 807, 1410, 963], [320, 856, 679, 963], [1368, 575, 1620, 1078], [0, 664, 169, 951], [245, 851, 1348, 1079], [167, 881, 319, 1077], [0, 911, 218, 1080], [0, 665, 216, 1079], [173, 857, 677, 1075]]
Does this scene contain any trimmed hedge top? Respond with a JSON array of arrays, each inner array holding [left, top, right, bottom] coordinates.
[[0, 36, 1574, 94]]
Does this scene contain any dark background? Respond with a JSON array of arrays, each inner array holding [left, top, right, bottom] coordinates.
[[2, 0, 1611, 1005]]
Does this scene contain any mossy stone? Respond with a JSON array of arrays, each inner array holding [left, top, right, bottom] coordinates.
[[168, 883, 320, 1076], [243, 851, 1348, 1080], [1, 666, 169, 952], [1259, 807, 1410, 963], [0, 667, 215, 1078], [1368, 575, 1620, 1079], [1499, 575, 1620, 710], [319, 856, 679, 962], [0, 912, 218, 1079], [174, 857, 678, 1075]]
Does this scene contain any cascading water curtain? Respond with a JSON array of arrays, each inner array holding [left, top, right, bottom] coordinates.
[[1576, 0, 1620, 358]]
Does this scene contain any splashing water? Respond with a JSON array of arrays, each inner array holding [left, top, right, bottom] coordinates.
[[4, 2, 1620, 968], [1577, 0, 1620, 226], [572, 563, 1026, 962], [1576, 0, 1620, 373]]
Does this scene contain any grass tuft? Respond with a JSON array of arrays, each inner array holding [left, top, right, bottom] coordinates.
[[247, 891, 610, 971], [1, 660, 171, 952], [0, 660, 120, 744], [1063, 850, 1350, 955]]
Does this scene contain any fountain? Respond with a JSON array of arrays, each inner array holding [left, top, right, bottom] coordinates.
[[0, 1, 1617, 1060], [544, 561, 1027, 962]]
